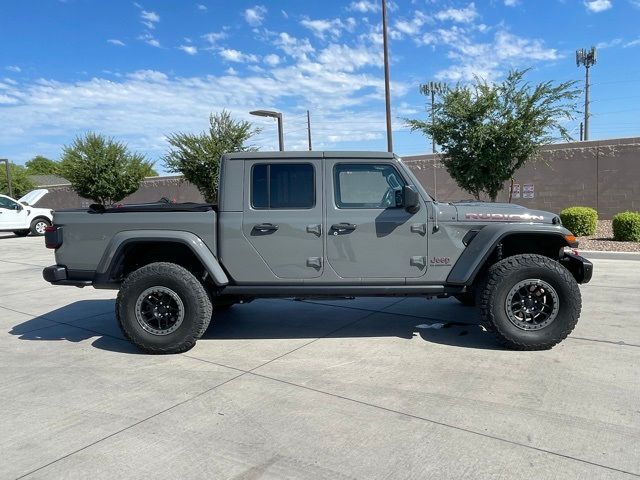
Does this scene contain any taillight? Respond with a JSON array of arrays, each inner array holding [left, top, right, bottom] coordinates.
[[45, 226, 63, 249]]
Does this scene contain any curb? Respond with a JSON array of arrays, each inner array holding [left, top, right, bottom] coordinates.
[[579, 250, 640, 261]]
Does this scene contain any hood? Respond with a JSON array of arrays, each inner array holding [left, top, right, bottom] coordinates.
[[18, 189, 49, 206], [452, 201, 559, 224]]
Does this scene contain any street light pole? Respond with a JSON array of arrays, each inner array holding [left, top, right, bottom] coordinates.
[[576, 46, 596, 141], [0, 159, 12, 198], [382, 0, 393, 153], [250, 110, 284, 151], [306, 110, 312, 151]]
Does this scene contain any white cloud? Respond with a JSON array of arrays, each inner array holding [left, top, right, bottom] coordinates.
[[178, 45, 198, 55], [202, 31, 227, 45], [348, 1, 379, 13], [435, 3, 478, 23], [219, 48, 259, 63], [584, 0, 612, 12], [300, 17, 356, 40], [139, 33, 161, 48], [394, 11, 429, 36], [244, 5, 267, 26], [107, 39, 126, 47], [596, 38, 622, 48], [422, 28, 560, 81], [196, 4, 207, 11], [140, 10, 160, 29], [317, 43, 382, 72], [625, 38, 640, 47], [6, 66, 21, 73], [504, 0, 519, 5], [225, 67, 238, 75], [275, 33, 315, 60], [263, 54, 281, 66]]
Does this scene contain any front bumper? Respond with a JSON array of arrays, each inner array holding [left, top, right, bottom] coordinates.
[[43, 265, 92, 287], [560, 252, 593, 284]]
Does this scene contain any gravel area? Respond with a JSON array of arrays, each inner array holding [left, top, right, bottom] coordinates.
[[578, 220, 640, 252]]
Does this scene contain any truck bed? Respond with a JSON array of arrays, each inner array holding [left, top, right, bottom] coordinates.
[[52, 204, 218, 273]]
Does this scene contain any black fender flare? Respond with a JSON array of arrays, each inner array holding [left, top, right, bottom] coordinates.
[[446, 223, 575, 286], [94, 230, 229, 287]]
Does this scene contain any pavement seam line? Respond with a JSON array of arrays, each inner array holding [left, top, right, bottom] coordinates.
[[14, 371, 248, 480], [15, 300, 401, 479], [183, 355, 640, 479]]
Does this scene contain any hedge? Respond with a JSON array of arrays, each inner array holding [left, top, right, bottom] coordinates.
[[612, 211, 640, 242], [559, 207, 598, 237]]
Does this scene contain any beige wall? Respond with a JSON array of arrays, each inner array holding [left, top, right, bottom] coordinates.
[[403, 137, 640, 219], [40, 176, 205, 210]]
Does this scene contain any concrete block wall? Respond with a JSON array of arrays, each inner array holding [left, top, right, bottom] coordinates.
[[403, 137, 640, 219]]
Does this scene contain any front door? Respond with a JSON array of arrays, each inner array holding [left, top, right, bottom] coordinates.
[[0, 196, 25, 229], [242, 159, 324, 279], [324, 160, 428, 279]]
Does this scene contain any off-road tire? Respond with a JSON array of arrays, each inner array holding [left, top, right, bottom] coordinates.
[[13, 230, 30, 237], [453, 292, 476, 306], [478, 254, 581, 350], [116, 262, 212, 354], [29, 217, 50, 236]]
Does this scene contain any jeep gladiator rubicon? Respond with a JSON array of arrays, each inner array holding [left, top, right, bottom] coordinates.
[[43, 152, 592, 354]]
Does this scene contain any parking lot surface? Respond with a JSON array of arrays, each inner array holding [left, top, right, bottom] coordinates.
[[1, 234, 639, 479]]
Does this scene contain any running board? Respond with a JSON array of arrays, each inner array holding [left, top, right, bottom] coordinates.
[[220, 285, 463, 298]]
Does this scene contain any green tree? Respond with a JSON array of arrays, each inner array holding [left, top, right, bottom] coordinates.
[[406, 69, 580, 201], [60, 133, 154, 205], [164, 110, 260, 202], [25, 155, 62, 176], [1, 163, 36, 198]]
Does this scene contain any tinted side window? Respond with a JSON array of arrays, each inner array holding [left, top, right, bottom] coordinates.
[[334, 164, 405, 209], [0, 197, 17, 209], [251, 163, 314, 209]]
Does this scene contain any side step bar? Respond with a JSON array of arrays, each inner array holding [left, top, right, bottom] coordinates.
[[220, 285, 463, 298]]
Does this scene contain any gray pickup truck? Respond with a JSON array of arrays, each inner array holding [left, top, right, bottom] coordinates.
[[43, 151, 592, 354]]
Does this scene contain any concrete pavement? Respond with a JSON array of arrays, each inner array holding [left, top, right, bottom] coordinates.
[[1, 234, 639, 479]]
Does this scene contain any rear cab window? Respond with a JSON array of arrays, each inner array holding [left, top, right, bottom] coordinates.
[[251, 163, 315, 209]]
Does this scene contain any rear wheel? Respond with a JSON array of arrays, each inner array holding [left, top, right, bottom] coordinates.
[[116, 262, 212, 354], [30, 218, 50, 236], [13, 230, 30, 237], [478, 254, 581, 350]]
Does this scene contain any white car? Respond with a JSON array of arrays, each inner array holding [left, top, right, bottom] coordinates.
[[0, 189, 53, 236]]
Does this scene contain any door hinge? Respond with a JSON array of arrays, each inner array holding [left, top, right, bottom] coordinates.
[[306, 224, 322, 236], [307, 257, 323, 269], [410, 256, 427, 269], [410, 223, 427, 236]]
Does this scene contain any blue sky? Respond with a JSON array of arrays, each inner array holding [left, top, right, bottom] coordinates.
[[1, 0, 639, 172]]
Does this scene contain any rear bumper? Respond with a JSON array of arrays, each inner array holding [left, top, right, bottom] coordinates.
[[42, 265, 92, 287], [560, 252, 593, 284]]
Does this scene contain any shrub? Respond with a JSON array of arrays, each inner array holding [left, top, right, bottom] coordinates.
[[559, 207, 598, 237], [612, 211, 640, 242], [61, 133, 154, 206]]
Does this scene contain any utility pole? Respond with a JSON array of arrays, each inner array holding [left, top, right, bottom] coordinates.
[[306, 110, 312, 151], [419, 81, 448, 153], [576, 47, 597, 141], [0, 159, 12, 198], [381, 0, 393, 152]]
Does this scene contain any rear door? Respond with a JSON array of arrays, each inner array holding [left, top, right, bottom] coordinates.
[[242, 159, 324, 279], [324, 160, 428, 279]]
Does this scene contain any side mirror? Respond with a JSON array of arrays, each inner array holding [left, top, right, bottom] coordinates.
[[15, 203, 23, 211], [395, 185, 421, 213]]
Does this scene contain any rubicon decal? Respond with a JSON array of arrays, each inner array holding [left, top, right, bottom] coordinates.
[[465, 213, 545, 222]]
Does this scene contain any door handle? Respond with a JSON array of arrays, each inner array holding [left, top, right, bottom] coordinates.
[[330, 223, 357, 235], [253, 223, 279, 233]]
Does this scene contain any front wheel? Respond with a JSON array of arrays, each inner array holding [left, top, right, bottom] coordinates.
[[30, 218, 50, 236], [116, 262, 212, 354], [478, 254, 581, 350]]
